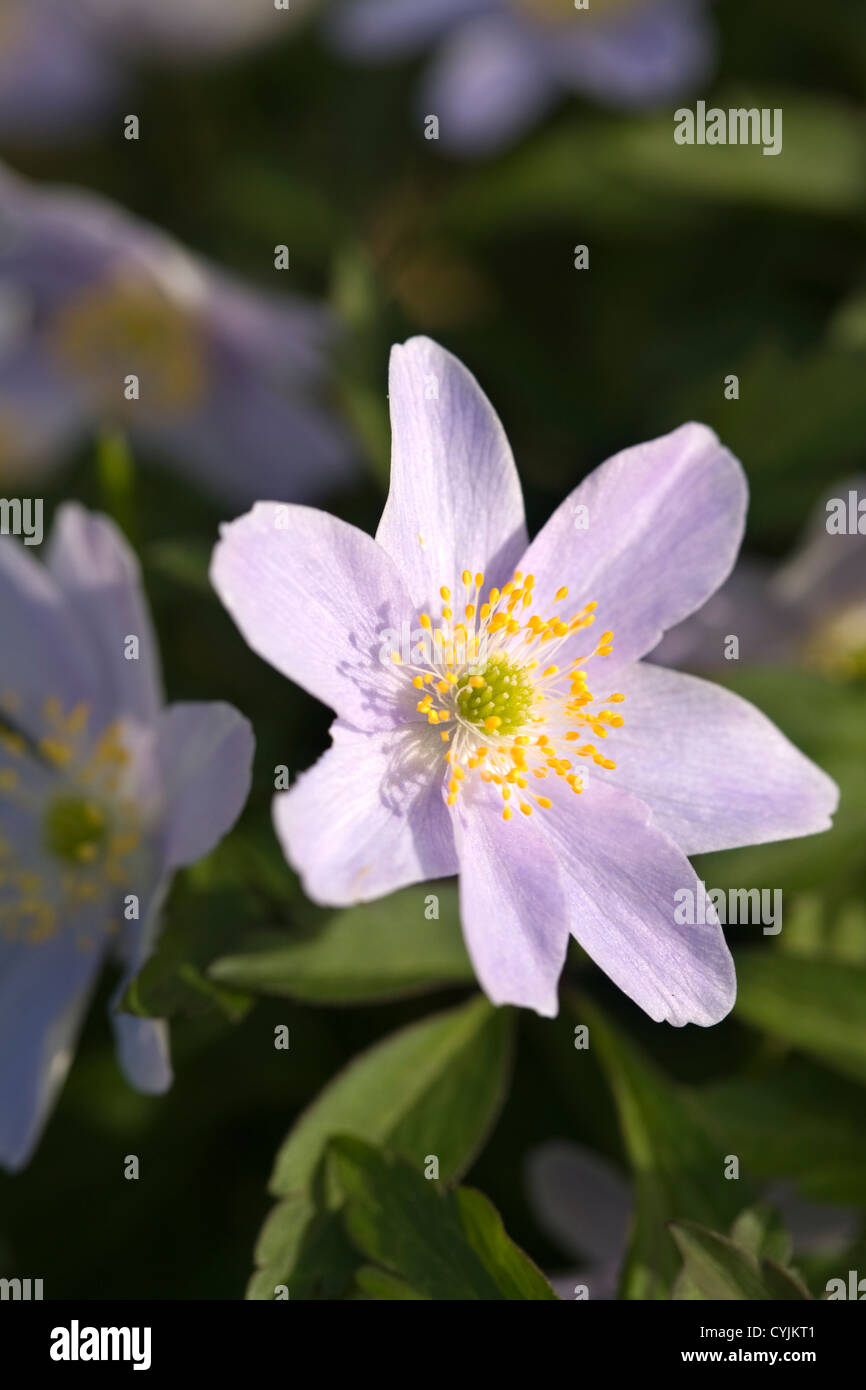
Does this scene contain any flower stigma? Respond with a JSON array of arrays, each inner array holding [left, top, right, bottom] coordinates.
[[0, 692, 144, 950], [390, 569, 625, 821]]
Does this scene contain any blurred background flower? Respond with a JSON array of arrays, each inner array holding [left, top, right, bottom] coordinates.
[[0, 0, 313, 143], [653, 479, 866, 680], [526, 1140, 861, 1300], [0, 504, 253, 1171], [329, 0, 715, 154], [0, 164, 355, 503]]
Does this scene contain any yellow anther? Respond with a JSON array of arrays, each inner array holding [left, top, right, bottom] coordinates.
[[420, 614, 432, 630], [519, 801, 532, 816], [475, 572, 484, 588], [502, 806, 513, 821], [39, 738, 73, 767], [390, 651, 402, 664], [555, 586, 569, 601], [535, 796, 552, 809], [440, 586, 451, 601], [484, 716, 502, 731], [469, 675, 486, 688], [465, 604, 475, 619], [42, 696, 63, 724], [462, 569, 472, 586], [542, 665, 558, 677]]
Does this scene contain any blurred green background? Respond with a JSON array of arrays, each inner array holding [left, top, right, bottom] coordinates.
[[1, 0, 865, 1299]]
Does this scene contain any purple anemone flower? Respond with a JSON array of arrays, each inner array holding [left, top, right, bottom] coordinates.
[[211, 337, 837, 1025], [526, 1141, 860, 1299], [329, 0, 715, 155], [0, 164, 354, 504], [654, 478, 866, 680], [0, 0, 305, 143], [0, 503, 253, 1170]]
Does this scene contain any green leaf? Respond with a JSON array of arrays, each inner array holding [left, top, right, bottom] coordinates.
[[670, 1221, 812, 1301], [570, 995, 748, 1299], [248, 996, 514, 1299], [609, 92, 866, 214], [735, 952, 866, 1085], [353, 1267, 427, 1300], [443, 90, 866, 240], [329, 1137, 556, 1301], [245, 1197, 358, 1303], [209, 881, 473, 1004], [120, 883, 253, 1023], [692, 1059, 866, 1205], [730, 1203, 793, 1266], [455, 1187, 558, 1300], [671, 1222, 770, 1299]]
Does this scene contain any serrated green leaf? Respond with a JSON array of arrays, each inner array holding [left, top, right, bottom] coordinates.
[[671, 1222, 774, 1300], [249, 996, 514, 1299], [329, 1137, 556, 1300], [730, 1203, 793, 1265], [671, 1221, 813, 1301]]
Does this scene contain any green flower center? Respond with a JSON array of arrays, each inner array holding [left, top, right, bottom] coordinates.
[[43, 796, 108, 865], [49, 275, 207, 415], [456, 656, 535, 735]]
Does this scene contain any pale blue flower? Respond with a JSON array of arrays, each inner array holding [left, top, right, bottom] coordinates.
[[211, 337, 837, 1025], [0, 503, 254, 1170], [0, 0, 306, 142], [0, 164, 354, 504], [654, 478, 866, 677], [329, 0, 715, 155]]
